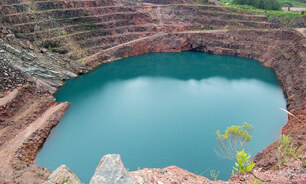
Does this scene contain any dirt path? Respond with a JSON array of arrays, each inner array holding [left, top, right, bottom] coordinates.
[[297, 28, 306, 37], [0, 102, 67, 179], [0, 88, 18, 107]]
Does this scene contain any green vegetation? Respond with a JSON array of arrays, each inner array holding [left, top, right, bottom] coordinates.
[[190, 1, 211, 6], [233, 0, 281, 10], [214, 124, 301, 181], [265, 10, 306, 27], [82, 26, 95, 31], [249, 178, 261, 184], [220, 0, 233, 4], [279, 0, 306, 7], [210, 169, 219, 180], [216, 122, 254, 159], [61, 13, 89, 19], [44, 42, 60, 52], [194, 0, 209, 5], [219, 0, 305, 27], [302, 160, 306, 168], [276, 134, 300, 169], [223, 3, 266, 11], [221, 0, 306, 7], [233, 149, 255, 174], [47, 44, 53, 51]]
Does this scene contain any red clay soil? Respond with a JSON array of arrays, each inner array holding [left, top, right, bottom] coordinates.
[[0, 84, 69, 183]]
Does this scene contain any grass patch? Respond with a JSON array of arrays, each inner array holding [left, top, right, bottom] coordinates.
[[197, 8, 265, 16], [220, 0, 233, 4], [219, 1, 305, 27], [265, 10, 306, 26], [74, 21, 96, 25], [221, 0, 306, 7], [279, 0, 306, 7], [187, 1, 210, 6], [225, 4, 265, 12], [61, 13, 89, 19]]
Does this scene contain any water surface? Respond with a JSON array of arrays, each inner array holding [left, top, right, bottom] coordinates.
[[36, 52, 287, 182]]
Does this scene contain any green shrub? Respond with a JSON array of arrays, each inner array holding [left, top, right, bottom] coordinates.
[[233, 149, 255, 175], [233, 0, 282, 10], [210, 169, 219, 181], [249, 178, 261, 184], [216, 122, 254, 159], [265, 10, 306, 27], [276, 134, 300, 169], [47, 44, 52, 51], [279, 0, 306, 7]]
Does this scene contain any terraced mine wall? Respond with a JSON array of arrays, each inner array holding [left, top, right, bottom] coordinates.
[[0, 0, 305, 183]]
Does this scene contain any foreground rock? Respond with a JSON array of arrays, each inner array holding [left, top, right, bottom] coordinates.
[[43, 165, 81, 184], [131, 166, 214, 184], [89, 153, 305, 184], [90, 154, 135, 184], [132, 157, 305, 184]]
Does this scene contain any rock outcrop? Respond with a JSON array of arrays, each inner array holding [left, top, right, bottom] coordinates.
[[43, 165, 81, 184], [0, 27, 79, 93], [90, 154, 135, 184], [131, 165, 213, 184]]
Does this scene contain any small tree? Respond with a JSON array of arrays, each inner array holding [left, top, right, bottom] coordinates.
[[210, 169, 219, 181], [216, 122, 253, 160], [233, 149, 255, 175], [276, 134, 300, 169]]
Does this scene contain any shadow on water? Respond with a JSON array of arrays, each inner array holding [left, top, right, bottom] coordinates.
[[55, 52, 279, 101]]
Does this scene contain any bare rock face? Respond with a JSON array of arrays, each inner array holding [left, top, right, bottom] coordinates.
[[90, 154, 135, 184], [43, 165, 81, 184]]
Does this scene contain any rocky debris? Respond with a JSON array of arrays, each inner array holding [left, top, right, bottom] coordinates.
[[0, 99, 69, 183], [229, 157, 306, 184], [0, 54, 32, 94], [90, 154, 135, 184], [0, 84, 49, 128], [43, 165, 81, 184], [0, 37, 79, 93], [132, 154, 306, 184], [131, 166, 214, 184], [12, 102, 70, 170]]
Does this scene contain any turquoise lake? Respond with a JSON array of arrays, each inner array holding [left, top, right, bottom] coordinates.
[[35, 52, 287, 182]]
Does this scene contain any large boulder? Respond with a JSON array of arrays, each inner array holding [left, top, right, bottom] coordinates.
[[90, 154, 135, 184], [43, 164, 81, 184]]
